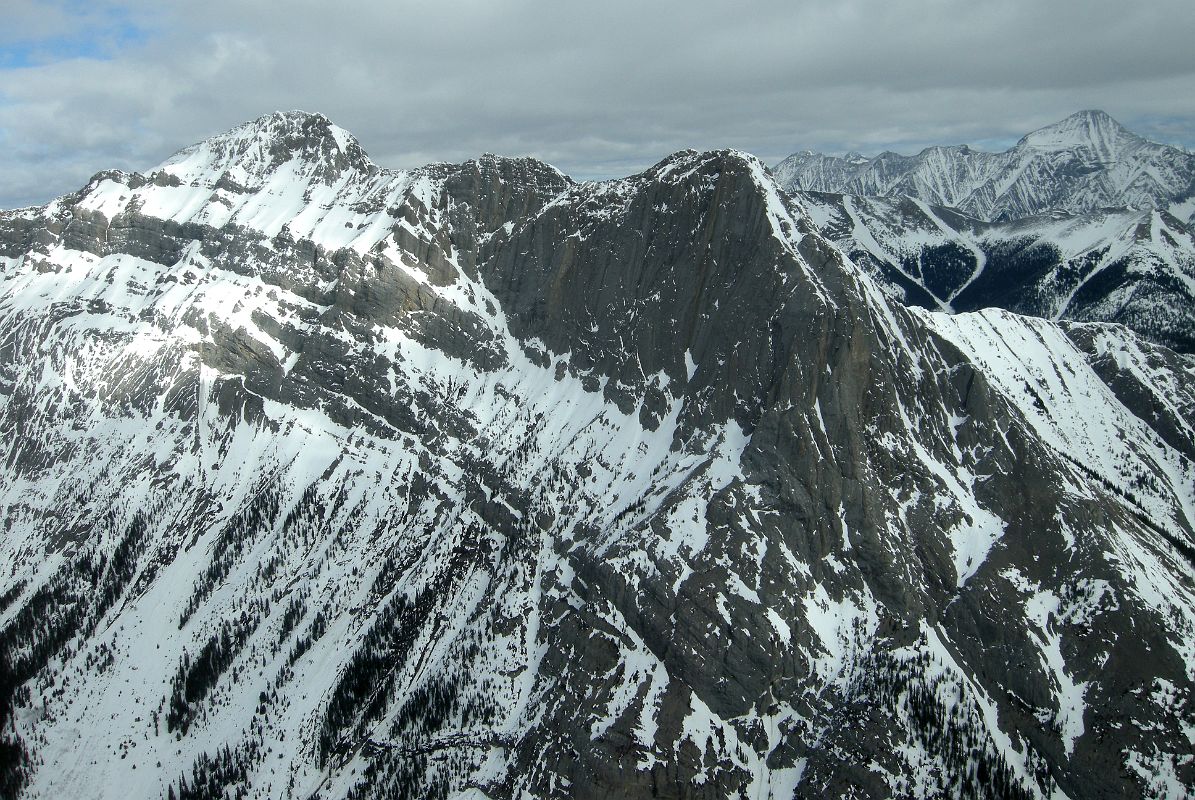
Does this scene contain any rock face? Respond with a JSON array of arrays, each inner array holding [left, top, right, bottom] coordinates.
[[774, 110, 1195, 224], [0, 113, 1193, 800], [797, 190, 1195, 353]]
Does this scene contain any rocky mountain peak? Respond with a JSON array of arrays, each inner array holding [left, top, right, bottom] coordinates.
[[644, 148, 772, 186], [456, 152, 573, 191], [156, 109, 376, 189], [1017, 108, 1138, 155]]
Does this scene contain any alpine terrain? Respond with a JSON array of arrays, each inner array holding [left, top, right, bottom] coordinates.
[[797, 191, 1195, 354], [0, 112, 1193, 800], [776, 112, 1195, 355], [774, 111, 1195, 224]]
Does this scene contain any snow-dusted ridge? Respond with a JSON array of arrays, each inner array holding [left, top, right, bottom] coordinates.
[[797, 189, 1195, 353], [775, 110, 1195, 225], [0, 113, 1193, 799]]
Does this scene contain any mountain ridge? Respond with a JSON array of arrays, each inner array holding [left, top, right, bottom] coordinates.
[[795, 189, 1195, 353], [0, 113, 1193, 800], [774, 110, 1195, 223]]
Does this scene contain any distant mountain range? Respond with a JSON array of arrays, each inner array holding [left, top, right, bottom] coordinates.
[[774, 112, 1195, 354], [794, 191, 1195, 353], [774, 110, 1195, 224]]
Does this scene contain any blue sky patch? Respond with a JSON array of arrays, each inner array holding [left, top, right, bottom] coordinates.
[[1, 5, 153, 68]]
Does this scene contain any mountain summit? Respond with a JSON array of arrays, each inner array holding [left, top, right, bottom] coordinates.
[[774, 111, 1195, 222], [1016, 109, 1136, 154], [0, 113, 1193, 799], [159, 110, 377, 188]]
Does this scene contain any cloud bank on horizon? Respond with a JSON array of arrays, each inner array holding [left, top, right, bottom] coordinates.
[[1, 0, 1193, 209]]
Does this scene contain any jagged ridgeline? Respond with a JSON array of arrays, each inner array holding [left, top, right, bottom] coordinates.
[[774, 110, 1195, 223], [776, 111, 1195, 358], [0, 112, 1193, 799], [795, 191, 1195, 355]]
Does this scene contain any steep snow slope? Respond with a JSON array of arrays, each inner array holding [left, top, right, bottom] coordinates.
[[0, 113, 1193, 800], [799, 190, 1195, 353], [775, 110, 1195, 223]]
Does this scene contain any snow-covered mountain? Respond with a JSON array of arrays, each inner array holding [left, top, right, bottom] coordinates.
[[798, 191, 1195, 353], [774, 111, 1195, 223], [1, 112, 1194, 800]]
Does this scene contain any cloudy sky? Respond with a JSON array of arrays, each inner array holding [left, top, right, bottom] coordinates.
[[2, 0, 1193, 208]]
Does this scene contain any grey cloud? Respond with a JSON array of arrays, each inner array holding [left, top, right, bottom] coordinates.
[[1, 0, 1193, 208]]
